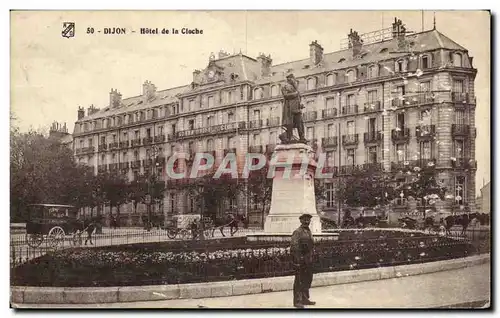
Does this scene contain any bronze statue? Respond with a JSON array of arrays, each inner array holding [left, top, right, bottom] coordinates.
[[280, 73, 307, 144]]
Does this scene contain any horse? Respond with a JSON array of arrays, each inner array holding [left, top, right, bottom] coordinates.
[[210, 213, 244, 237]]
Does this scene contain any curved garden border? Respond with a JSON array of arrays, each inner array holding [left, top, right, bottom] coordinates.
[[11, 254, 489, 305]]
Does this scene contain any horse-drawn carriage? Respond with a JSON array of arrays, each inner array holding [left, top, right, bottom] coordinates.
[[24, 204, 83, 248], [164, 215, 214, 240]]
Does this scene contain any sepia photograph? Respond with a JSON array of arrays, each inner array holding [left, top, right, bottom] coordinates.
[[9, 10, 491, 309]]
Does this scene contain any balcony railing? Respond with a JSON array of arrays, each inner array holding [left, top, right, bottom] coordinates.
[[131, 160, 141, 169], [361, 162, 382, 171], [363, 101, 381, 112], [98, 144, 107, 152], [416, 125, 436, 139], [341, 105, 358, 115], [303, 111, 318, 121], [119, 141, 129, 148], [81, 146, 95, 154], [154, 135, 166, 143], [451, 92, 470, 103], [249, 145, 263, 153], [174, 121, 246, 140], [143, 137, 154, 145], [321, 136, 338, 148], [451, 157, 476, 169], [392, 93, 435, 107], [363, 131, 382, 144], [341, 134, 359, 146], [131, 139, 141, 147], [391, 128, 410, 143], [248, 119, 263, 129], [266, 117, 281, 127], [119, 162, 129, 169], [452, 124, 470, 136], [109, 142, 119, 150], [339, 164, 361, 175], [391, 158, 436, 171], [322, 108, 337, 119]]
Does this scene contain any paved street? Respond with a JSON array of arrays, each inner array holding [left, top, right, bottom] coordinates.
[[15, 263, 490, 309]]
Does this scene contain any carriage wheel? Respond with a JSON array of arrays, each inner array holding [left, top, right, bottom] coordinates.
[[166, 228, 178, 239], [47, 226, 66, 248], [178, 229, 191, 240], [25, 233, 43, 248]]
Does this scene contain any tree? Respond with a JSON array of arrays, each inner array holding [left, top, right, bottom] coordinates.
[[128, 173, 149, 215], [100, 171, 129, 224]]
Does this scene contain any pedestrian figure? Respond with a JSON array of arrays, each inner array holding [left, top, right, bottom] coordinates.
[[291, 213, 316, 308], [84, 218, 96, 245]]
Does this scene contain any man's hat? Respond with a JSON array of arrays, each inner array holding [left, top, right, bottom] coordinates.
[[299, 213, 313, 220]]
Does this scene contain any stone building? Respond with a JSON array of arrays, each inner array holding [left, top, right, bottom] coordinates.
[[72, 18, 477, 227]]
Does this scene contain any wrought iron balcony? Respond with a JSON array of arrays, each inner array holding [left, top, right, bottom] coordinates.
[[249, 145, 263, 153], [363, 131, 382, 144], [341, 105, 358, 115], [154, 135, 166, 143], [452, 124, 470, 136], [266, 117, 281, 127], [131, 139, 141, 147], [322, 108, 337, 119], [109, 142, 119, 150], [119, 162, 129, 169], [416, 125, 436, 139], [248, 119, 263, 129], [451, 157, 476, 169], [391, 158, 436, 171], [391, 128, 410, 143], [321, 136, 338, 148], [143, 137, 153, 145], [119, 141, 129, 148], [341, 134, 359, 146], [98, 144, 107, 151], [451, 92, 470, 103], [363, 101, 381, 112], [392, 93, 435, 107], [303, 111, 318, 121], [131, 160, 141, 169], [174, 121, 246, 139]]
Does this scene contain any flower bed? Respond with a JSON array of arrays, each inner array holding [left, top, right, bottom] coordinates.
[[11, 230, 476, 287]]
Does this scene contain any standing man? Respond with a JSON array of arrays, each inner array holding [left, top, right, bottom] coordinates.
[[291, 213, 316, 308], [280, 73, 306, 144]]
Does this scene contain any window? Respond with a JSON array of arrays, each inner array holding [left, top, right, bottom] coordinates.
[[171, 124, 176, 135], [307, 77, 316, 90], [271, 85, 279, 97], [207, 115, 214, 127], [453, 79, 464, 93], [326, 97, 335, 109], [455, 176, 466, 205], [207, 139, 214, 151], [420, 81, 431, 92], [188, 195, 196, 214], [422, 55, 430, 69], [123, 152, 127, 161], [84, 123, 89, 132], [107, 118, 112, 127], [368, 146, 377, 163], [396, 144, 406, 162], [146, 128, 151, 138], [100, 136, 106, 145], [346, 70, 356, 82], [253, 134, 261, 146], [326, 74, 336, 86], [455, 110, 465, 125], [327, 124, 335, 137], [269, 132, 276, 144], [122, 132, 128, 141], [397, 113, 405, 129], [395, 59, 405, 72], [227, 91, 233, 104], [347, 94, 355, 107], [228, 112, 234, 123], [326, 183, 335, 208], [208, 96, 214, 107], [367, 90, 378, 103], [79, 140, 84, 149], [368, 118, 376, 135], [134, 150, 139, 161], [254, 87, 263, 100], [101, 154, 105, 163], [157, 126, 163, 135], [111, 134, 115, 143], [346, 149, 355, 165], [397, 85, 405, 96], [112, 153, 117, 163], [368, 65, 378, 79], [189, 99, 195, 111], [307, 127, 315, 140], [188, 120, 195, 130], [454, 139, 464, 158], [88, 138, 93, 147], [420, 141, 432, 159], [420, 110, 431, 125], [326, 151, 335, 166], [347, 121, 355, 135], [253, 109, 261, 120], [453, 53, 463, 67]]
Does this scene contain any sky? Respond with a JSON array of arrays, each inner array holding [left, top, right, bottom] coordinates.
[[10, 10, 490, 193]]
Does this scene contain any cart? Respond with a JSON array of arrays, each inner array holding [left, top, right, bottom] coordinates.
[[24, 204, 83, 248], [165, 215, 214, 240]]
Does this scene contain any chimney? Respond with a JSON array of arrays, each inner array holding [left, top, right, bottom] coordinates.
[[309, 40, 323, 65], [193, 69, 201, 83], [142, 80, 156, 101], [49, 121, 69, 139], [256, 53, 272, 77], [218, 49, 230, 59], [109, 88, 122, 108], [347, 29, 363, 57], [77, 106, 85, 120], [87, 104, 100, 116]]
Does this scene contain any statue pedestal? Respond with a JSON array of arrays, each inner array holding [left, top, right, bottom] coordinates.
[[263, 143, 321, 234]]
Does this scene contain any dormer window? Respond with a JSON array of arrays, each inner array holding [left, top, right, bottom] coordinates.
[[452, 52, 463, 67], [271, 85, 279, 97], [346, 69, 356, 83], [253, 87, 263, 100], [395, 59, 406, 73], [421, 55, 430, 69], [307, 77, 317, 90], [367, 65, 378, 79]]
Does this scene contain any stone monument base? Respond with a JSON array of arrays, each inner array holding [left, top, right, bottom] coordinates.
[[264, 213, 322, 234]]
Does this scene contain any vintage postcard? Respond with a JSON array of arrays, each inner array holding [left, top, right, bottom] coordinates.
[[10, 10, 490, 309]]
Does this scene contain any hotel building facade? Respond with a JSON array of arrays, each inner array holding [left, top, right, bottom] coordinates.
[[72, 18, 477, 226]]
